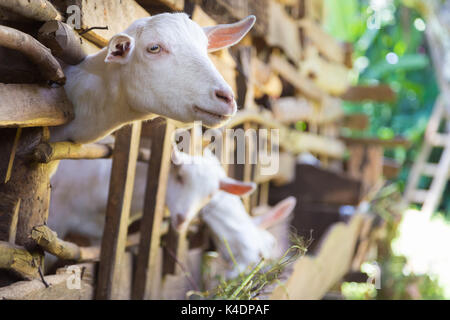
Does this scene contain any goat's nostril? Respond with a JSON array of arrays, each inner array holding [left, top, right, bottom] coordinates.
[[215, 90, 233, 105]]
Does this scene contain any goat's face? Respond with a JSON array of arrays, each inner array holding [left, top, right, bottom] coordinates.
[[105, 13, 255, 127], [166, 148, 256, 232]]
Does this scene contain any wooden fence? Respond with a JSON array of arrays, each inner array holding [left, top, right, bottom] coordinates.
[[0, 0, 406, 299]]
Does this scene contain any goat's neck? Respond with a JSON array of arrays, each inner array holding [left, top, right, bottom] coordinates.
[[51, 49, 152, 144]]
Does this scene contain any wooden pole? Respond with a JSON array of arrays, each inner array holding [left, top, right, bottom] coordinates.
[[0, 0, 61, 22], [132, 118, 175, 300], [38, 21, 87, 66], [96, 122, 142, 300], [0, 26, 65, 84]]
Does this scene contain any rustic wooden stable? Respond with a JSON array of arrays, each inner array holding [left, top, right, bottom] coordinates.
[[0, 0, 404, 300]]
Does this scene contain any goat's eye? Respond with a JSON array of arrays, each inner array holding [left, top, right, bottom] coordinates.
[[147, 44, 161, 54]]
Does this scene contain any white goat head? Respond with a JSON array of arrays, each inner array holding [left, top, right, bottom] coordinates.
[[166, 147, 256, 231], [54, 13, 255, 143], [202, 195, 296, 278]]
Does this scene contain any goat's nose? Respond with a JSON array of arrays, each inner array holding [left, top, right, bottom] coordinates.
[[214, 89, 234, 106]]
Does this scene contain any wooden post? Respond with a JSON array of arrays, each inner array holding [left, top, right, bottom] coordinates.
[[132, 119, 175, 300], [0, 127, 51, 285], [96, 122, 142, 300]]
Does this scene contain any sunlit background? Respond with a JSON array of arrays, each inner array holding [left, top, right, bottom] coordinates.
[[322, 0, 449, 299]]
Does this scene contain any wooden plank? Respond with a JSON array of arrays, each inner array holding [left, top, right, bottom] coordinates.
[[301, 46, 350, 95], [0, 84, 74, 128], [270, 54, 324, 101], [299, 18, 346, 65], [270, 214, 364, 300], [132, 119, 175, 300], [0, 25, 65, 84], [267, 0, 302, 62], [340, 136, 411, 148], [96, 122, 142, 300], [273, 96, 344, 124], [70, 0, 149, 46], [340, 85, 396, 102]]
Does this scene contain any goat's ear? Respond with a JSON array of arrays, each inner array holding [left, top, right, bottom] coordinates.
[[105, 33, 135, 64], [171, 144, 184, 166], [254, 197, 296, 229], [203, 15, 256, 52], [219, 177, 256, 196]]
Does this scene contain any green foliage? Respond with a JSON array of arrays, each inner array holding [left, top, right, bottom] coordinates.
[[325, 0, 449, 215]]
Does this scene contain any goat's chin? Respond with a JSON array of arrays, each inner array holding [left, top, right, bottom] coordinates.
[[192, 105, 235, 128]]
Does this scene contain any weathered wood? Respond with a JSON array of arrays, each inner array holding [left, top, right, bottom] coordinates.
[[0, 241, 40, 280], [69, 0, 149, 46], [133, 119, 175, 300], [138, 0, 184, 11], [0, 0, 61, 21], [0, 26, 65, 84], [299, 18, 347, 66], [32, 142, 112, 163], [267, 0, 302, 63], [270, 54, 324, 101], [301, 46, 350, 95], [270, 214, 364, 300], [340, 85, 397, 102], [0, 128, 51, 250], [0, 46, 44, 83], [31, 225, 81, 261], [0, 193, 20, 243], [0, 84, 74, 129], [38, 21, 87, 65], [96, 122, 142, 300], [272, 96, 344, 124], [0, 263, 96, 300]]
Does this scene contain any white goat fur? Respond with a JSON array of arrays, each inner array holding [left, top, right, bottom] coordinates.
[[167, 149, 296, 277], [51, 13, 255, 143]]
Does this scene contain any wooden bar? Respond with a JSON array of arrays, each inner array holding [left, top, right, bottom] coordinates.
[[0, 0, 61, 22], [340, 85, 396, 103], [32, 142, 113, 163], [0, 84, 74, 128], [0, 26, 65, 84], [132, 119, 175, 300], [96, 122, 142, 300]]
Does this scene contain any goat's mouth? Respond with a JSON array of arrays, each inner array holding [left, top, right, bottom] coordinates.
[[193, 106, 233, 123]]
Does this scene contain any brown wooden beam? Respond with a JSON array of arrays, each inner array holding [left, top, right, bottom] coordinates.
[[96, 122, 142, 300], [0, 84, 74, 128]]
